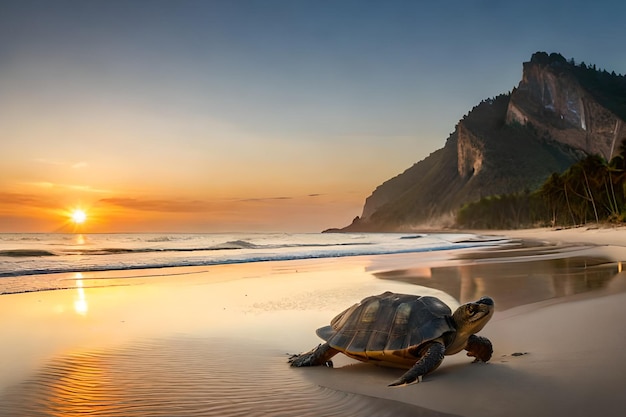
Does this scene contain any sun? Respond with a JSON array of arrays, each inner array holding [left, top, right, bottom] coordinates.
[[70, 209, 88, 224]]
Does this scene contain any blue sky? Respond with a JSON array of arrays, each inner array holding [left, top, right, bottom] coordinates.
[[1, 0, 625, 232]]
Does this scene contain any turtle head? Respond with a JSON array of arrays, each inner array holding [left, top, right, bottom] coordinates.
[[452, 296, 495, 336]]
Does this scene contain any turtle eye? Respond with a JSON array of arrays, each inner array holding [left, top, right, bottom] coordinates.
[[467, 305, 477, 316]]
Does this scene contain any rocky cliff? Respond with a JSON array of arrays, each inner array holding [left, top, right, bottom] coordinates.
[[339, 52, 626, 232], [507, 53, 626, 159]]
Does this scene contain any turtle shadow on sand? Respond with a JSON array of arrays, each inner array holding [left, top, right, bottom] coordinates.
[[413, 358, 562, 416], [300, 350, 533, 386], [301, 355, 556, 417]]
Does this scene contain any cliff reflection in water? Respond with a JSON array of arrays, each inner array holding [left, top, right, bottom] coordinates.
[[375, 255, 624, 311]]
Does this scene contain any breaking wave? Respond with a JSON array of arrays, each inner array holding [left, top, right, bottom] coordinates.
[[0, 232, 511, 289]]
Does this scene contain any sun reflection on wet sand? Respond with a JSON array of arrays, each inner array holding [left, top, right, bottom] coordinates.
[[73, 273, 88, 315], [0, 337, 434, 417]]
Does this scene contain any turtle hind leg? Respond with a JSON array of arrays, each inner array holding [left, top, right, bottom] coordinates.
[[465, 334, 493, 363], [289, 343, 338, 367], [388, 341, 445, 386]]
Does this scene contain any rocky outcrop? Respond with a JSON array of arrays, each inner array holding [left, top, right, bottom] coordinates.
[[456, 122, 484, 178], [506, 54, 626, 160], [339, 52, 626, 232]]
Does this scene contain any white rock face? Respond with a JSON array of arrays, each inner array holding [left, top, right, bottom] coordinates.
[[507, 60, 625, 160]]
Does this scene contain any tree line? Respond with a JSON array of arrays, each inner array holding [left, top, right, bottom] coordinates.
[[456, 140, 626, 229]]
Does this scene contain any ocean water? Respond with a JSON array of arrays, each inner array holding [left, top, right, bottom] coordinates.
[[0, 232, 508, 295]]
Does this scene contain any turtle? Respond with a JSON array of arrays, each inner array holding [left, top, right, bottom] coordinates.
[[288, 291, 494, 386]]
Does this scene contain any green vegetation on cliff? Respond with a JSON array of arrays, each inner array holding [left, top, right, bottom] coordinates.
[[456, 140, 626, 228]]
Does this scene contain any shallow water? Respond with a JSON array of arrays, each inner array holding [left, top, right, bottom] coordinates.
[[375, 244, 626, 310], [0, 337, 455, 417]]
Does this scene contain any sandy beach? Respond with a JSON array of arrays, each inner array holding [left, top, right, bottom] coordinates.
[[1, 227, 625, 416]]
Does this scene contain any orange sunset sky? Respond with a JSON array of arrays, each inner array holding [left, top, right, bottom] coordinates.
[[2, 1, 624, 233]]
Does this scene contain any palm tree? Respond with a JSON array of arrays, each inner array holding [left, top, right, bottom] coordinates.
[[562, 159, 595, 225], [540, 173, 567, 226], [579, 155, 605, 223], [608, 138, 626, 218]]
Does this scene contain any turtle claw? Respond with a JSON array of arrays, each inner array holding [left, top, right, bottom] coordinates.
[[289, 354, 332, 368], [288, 343, 337, 367], [465, 335, 493, 363], [388, 375, 422, 387], [289, 352, 314, 367], [388, 378, 405, 387]]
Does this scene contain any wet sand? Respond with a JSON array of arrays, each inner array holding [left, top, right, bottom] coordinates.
[[1, 229, 625, 416]]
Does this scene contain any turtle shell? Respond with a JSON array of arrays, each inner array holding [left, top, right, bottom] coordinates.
[[316, 292, 455, 364]]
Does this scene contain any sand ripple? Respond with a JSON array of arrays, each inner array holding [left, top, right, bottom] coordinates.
[[0, 337, 451, 417]]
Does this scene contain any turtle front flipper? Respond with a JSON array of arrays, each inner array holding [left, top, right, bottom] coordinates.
[[388, 341, 445, 386], [465, 334, 493, 363], [289, 343, 338, 367]]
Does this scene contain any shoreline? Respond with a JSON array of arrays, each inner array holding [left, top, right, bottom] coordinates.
[[489, 224, 626, 247], [1, 228, 625, 416]]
